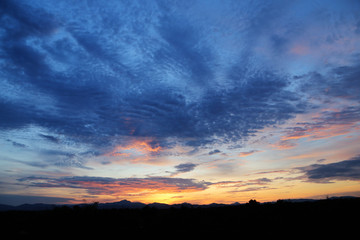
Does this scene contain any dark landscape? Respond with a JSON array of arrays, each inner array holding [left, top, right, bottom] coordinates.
[[1, 197, 359, 237]]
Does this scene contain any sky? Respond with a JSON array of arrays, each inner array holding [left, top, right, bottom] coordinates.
[[1, 0, 360, 206]]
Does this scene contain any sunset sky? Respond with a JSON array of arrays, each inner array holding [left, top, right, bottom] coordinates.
[[1, 0, 360, 205]]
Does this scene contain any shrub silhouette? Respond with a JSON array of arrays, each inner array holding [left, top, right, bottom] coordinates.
[[248, 199, 260, 205]]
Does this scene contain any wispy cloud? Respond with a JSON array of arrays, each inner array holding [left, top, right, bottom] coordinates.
[[238, 150, 260, 157], [18, 176, 211, 196], [6, 139, 27, 148], [213, 178, 273, 188], [273, 106, 360, 150], [229, 186, 275, 193], [39, 134, 60, 144], [284, 107, 360, 141]]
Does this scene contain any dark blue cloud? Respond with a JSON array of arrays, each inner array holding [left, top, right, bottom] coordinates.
[[0, 101, 31, 129], [330, 64, 360, 100], [208, 149, 221, 155], [299, 58, 360, 102], [39, 134, 59, 144], [174, 163, 198, 174], [0, 0, 305, 151], [157, 15, 213, 86], [299, 156, 360, 183], [0, 0, 58, 34], [195, 69, 305, 142], [0, 0, 356, 158], [6, 139, 27, 148]]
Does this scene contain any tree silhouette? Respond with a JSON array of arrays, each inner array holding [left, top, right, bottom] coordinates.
[[248, 199, 259, 205]]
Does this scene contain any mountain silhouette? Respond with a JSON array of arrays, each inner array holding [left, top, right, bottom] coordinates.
[[1, 196, 359, 211], [1, 197, 359, 237]]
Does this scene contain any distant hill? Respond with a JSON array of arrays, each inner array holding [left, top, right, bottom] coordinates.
[[99, 200, 146, 209], [0, 204, 15, 211], [0, 196, 359, 211], [0, 203, 55, 211]]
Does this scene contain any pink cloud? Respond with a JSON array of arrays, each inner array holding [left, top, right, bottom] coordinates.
[[238, 150, 260, 157], [274, 107, 360, 150], [105, 138, 164, 164]]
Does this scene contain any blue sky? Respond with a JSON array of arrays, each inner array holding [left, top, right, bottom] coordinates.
[[1, 0, 360, 205]]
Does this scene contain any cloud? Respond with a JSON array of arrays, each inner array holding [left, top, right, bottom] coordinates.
[[299, 60, 360, 102], [174, 163, 198, 173], [17, 160, 49, 168], [299, 156, 360, 183], [38, 149, 92, 169], [213, 177, 272, 188], [210, 176, 277, 193], [157, 14, 214, 86], [329, 64, 360, 100], [6, 139, 27, 148], [18, 176, 211, 196], [208, 149, 221, 155], [230, 186, 274, 193], [169, 163, 198, 176], [105, 138, 164, 165], [279, 106, 360, 145], [0, 0, 308, 155], [254, 170, 289, 175], [0, 0, 58, 37], [166, 163, 198, 177], [19, 174, 278, 196], [271, 140, 297, 150], [0, 101, 32, 130], [238, 150, 260, 157], [39, 134, 60, 143], [1, 0, 359, 178]]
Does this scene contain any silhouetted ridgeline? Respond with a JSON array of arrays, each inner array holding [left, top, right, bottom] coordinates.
[[1, 198, 359, 237]]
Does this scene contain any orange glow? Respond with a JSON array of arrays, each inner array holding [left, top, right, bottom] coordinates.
[[110, 139, 161, 156], [238, 150, 260, 157], [56, 178, 208, 201], [271, 140, 296, 150], [110, 152, 131, 157], [281, 134, 312, 140], [105, 138, 162, 164]]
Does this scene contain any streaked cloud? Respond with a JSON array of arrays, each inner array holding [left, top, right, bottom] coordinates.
[[18, 176, 211, 196], [238, 150, 260, 157]]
